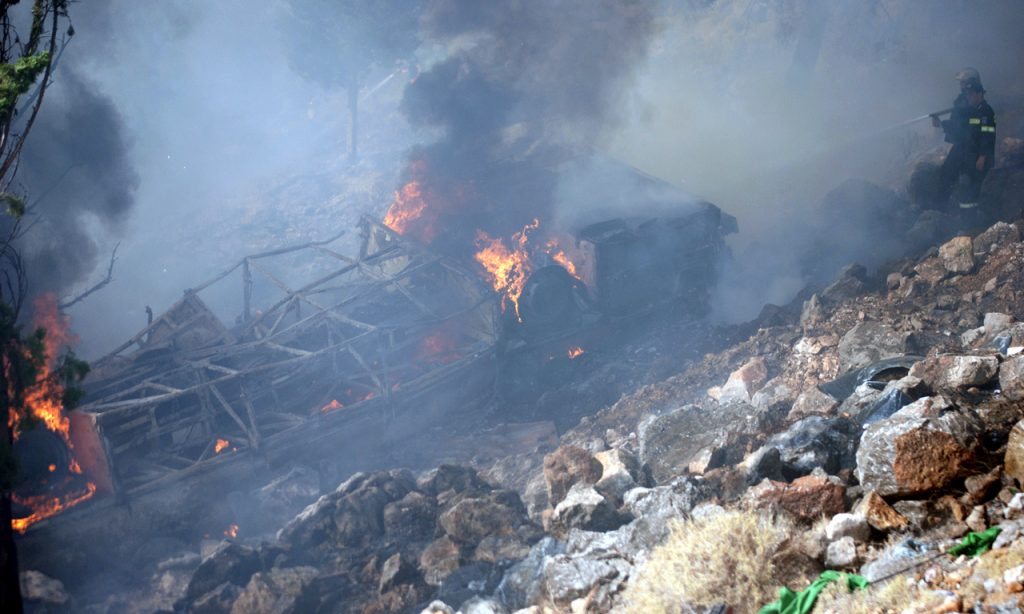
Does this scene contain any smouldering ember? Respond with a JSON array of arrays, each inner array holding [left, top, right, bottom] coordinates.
[[321, 399, 343, 413], [417, 330, 461, 365], [10, 294, 97, 533], [567, 346, 585, 359], [224, 523, 239, 539], [474, 219, 540, 321], [214, 438, 231, 454]]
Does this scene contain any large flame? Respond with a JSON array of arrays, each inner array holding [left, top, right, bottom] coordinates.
[[383, 180, 433, 241], [10, 294, 96, 533], [543, 235, 584, 281], [474, 219, 539, 320]]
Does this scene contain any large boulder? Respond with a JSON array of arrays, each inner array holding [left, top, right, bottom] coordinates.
[[909, 354, 1000, 392], [974, 222, 1021, 254], [547, 484, 629, 536], [1004, 420, 1024, 487], [938, 235, 974, 274], [855, 397, 982, 497], [277, 469, 416, 555], [593, 448, 645, 504], [707, 357, 768, 404], [439, 490, 529, 545], [747, 474, 846, 521], [185, 542, 262, 603], [543, 445, 603, 508], [838, 322, 906, 373], [1000, 355, 1024, 401], [230, 566, 318, 614], [495, 538, 566, 610], [747, 416, 859, 480], [854, 491, 908, 532], [638, 403, 759, 483]]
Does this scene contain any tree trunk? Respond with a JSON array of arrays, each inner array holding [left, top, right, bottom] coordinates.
[[0, 412, 23, 614], [347, 74, 359, 163]]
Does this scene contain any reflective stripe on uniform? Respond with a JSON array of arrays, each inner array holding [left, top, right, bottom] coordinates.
[[981, 126, 996, 132], [969, 118, 982, 124], [960, 202, 979, 209]]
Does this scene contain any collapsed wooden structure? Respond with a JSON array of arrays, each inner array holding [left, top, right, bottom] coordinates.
[[71, 218, 499, 498]]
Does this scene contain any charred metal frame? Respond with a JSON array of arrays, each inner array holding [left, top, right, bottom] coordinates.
[[75, 217, 498, 496]]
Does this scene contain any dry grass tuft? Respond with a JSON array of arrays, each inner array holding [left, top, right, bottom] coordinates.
[[621, 509, 818, 614], [812, 575, 943, 614], [960, 540, 1024, 603]]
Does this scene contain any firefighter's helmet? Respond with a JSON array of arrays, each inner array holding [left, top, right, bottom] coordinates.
[[955, 67, 980, 82]]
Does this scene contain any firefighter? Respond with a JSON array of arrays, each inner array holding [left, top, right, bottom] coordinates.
[[932, 69, 996, 228]]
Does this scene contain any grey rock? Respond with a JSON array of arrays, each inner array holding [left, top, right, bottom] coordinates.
[[459, 597, 510, 614], [231, 566, 318, 614], [190, 582, 242, 614], [593, 448, 644, 504], [754, 416, 860, 479], [974, 222, 1021, 254], [801, 293, 825, 328], [909, 354, 1000, 391], [984, 313, 1015, 336], [185, 542, 261, 602], [825, 536, 859, 568], [496, 538, 566, 610], [420, 601, 456, 614], [548, 484, 629, 536], [938, 235, 974, 274], [856, 397, 982, 497], [825, 513, 871, 542], [638, 403, 759, 483], [822, 264, 868, 303], [439, 490, 529, 544], [788, 387, 839, 420], [541, 553, 631, 605], [19, 570, 68, 605], [838, 322, 907, 373], [751, 378, 795, 412], [379, 553, 417, 595], [1000, 355, 1024, 401]]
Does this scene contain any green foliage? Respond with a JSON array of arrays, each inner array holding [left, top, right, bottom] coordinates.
[[0, 52, 50, 116]]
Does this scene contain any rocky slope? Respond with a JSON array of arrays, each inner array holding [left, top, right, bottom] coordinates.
[[23, 141, 1024, 614]]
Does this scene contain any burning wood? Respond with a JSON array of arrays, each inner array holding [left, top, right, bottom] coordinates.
[[567, 346, 585, 359], [473, 219, 540, 321], [33, 217, 499, 522], [10, 295, 97, 533]]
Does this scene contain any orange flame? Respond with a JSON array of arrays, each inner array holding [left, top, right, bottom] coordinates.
[[544, 236, 584, 281], [10, 294, 96, 533], [474, 219, 539, 320], [224, 523, 239, 539], [383, 181, 432, 240], [214, 438, 230, 454], [321, 399, 344, 413], [567, 346, 585, 359]]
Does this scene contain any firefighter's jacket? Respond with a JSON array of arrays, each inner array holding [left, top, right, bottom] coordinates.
[[942, 94, 997, 166]]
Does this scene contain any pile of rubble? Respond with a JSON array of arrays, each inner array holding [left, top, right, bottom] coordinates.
[[104, 216, 1024, 614]]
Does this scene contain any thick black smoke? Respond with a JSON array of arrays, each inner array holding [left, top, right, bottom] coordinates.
[[16, 66, 139, 298], [396, 0, 657, 255]]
